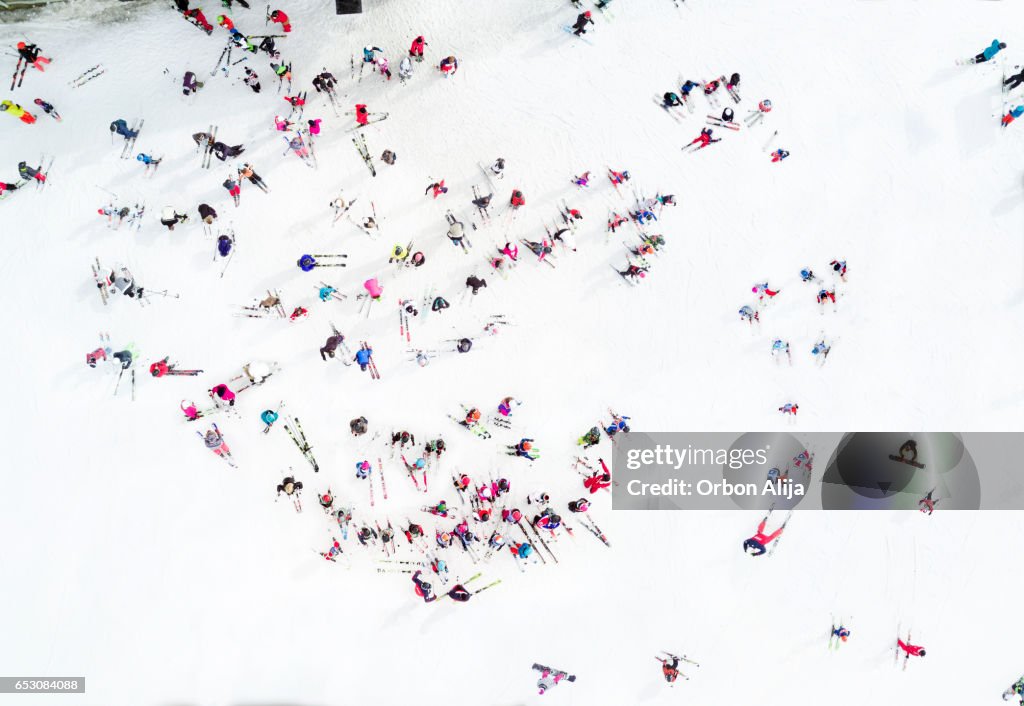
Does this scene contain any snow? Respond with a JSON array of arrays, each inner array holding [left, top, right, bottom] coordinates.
[[2, 0, 1023, 703]]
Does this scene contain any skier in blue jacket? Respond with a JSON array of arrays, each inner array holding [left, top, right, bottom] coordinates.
[[969, 39, 1006, 64], [297, 254, 316, 272], [354, 345, 373, 371]]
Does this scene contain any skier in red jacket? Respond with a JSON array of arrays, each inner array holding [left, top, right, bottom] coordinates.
[[409, 35, 427, 59], [742, 513, 786, 556], [355, 103, 369, 126], [269, 8, 291, 32], [897, 638, 926, 658], [583, 459, 612, 493]]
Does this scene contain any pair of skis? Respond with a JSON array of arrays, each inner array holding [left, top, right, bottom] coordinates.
[[200, 125, 218, 169], [284, 416, 319, 472], [69, 64, 105, 88], [352, 132, 376, 176]]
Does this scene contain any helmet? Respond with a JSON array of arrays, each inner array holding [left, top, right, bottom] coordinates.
[[415, 458, 425, 469], [584, 10, 591, 16], [275, 115, 283, 122], [17, 42, 25, 49], [917, 649, 926, 657], [136, 154, 145, 162], [521, 441, 532, 451], [420, 582, 431, 592], [498, 478, 510, 491], [622, 170, 630, 179]]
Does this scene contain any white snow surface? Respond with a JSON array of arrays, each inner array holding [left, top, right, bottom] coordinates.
[[2, 0, 1024, 704]]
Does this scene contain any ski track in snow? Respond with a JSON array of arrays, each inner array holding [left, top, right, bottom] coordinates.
[[1, 0, 1023, 703]]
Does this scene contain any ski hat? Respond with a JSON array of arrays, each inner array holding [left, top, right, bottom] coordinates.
[[584, 10, 591, 15], [415, 458, 425, 468]]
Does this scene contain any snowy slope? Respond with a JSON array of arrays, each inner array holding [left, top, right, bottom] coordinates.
[[1, 0, 1023, 704]]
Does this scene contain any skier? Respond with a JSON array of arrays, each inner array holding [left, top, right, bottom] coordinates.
[[311, 69, 336, 93], [507, 438, 537, 460], [498, 396, 519, 417], [362, 45, 383, 63], [490, 157, 506, 179], [535, 665, 570, 695], [608, 169, 630, 185], [1, 101, 36, 124], [350, 416, 368, 435], [439, 55, 458, 77], [832, 625, 851, 643], [510, 189, 526, 207], [276, 476, 303, 496], [223, 176, 241, 206], [445, 216, 466, 248], [727, 72, 741, 91], [817, 288, 836, 307], [658, 655, 681, 683], [680, 79, 699, 97], [919, 489, 939, 515], [109, 119, 139, 140], [159, 207, 188, 230], [830, 259, 847, 280], [213, 142, 244, 161], [778, 403, 799, 416], [209, 383, 236, 406], [742, 512, 786, 556], [354, 103, 370, 127], [572, 171, 591, 187], [446, 583, 471, 602], [1002, 106, 1024, 127], [269, 8, 291, 32], [375, 55, 392, 80], [456, 338, 473, 353], [238, 163, 268, 192], [965, 39, 1005, 64], [605, 413, 630, 437], [771, 338, 791, 362], [411, 570, 437, 603], [583, 466, 612, 493], [216, 13, 234, 30], [363, 277, 383, 301], [1004, 677, 1024, 703], [572, 10, 594, 36], [812, 338, 831, 361], [237, 65, 260, 93], [17, 161, 45, 184], [199, 203, 217, 226], [687, 127, 720, 150], [466, 275, 487, 295], [354, 344, 373, 371], [426, 179, 448, 199], [217, 233, 233, 259], [568, 497, 590, 513], [618, 263, 649, 282], [184, 7, 213, 32], [136, 153, 162, 174], [409, 35, 428, 59], [752, 281, 779, 301], [897, 637, 926, 659], [398, 57, 413, 81], [16, 42, 50, 71], [201, 424, 232, 461], [149, 358, 171, 377], [1005, 67, 1024, 91], [800, 267, 817, 283], [355, 459, 371, 479], [578, 426, 601, 449], [307, 118, 322, 136], [770, 148, 790, 162], [32, 98, 61, 121], [662, 92, 682, 108]]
